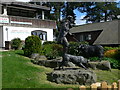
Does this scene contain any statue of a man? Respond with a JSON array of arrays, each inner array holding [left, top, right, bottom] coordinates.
[[58, 16, 74, 53]]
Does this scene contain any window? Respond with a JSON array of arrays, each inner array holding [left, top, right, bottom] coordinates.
[[79, 34, 92, 41], [79, 35, 84, 42], [42, 32, 47, 40], [7, 7, 36, 18], [31, 32, 37, 35], [31, 30, 47, 41], [87, 34, 92, 40], [39, 33, 43, 40]]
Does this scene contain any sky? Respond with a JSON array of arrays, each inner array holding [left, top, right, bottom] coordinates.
[[15, 0, 120, 25]]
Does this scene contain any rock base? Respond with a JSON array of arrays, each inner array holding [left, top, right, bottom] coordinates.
[[47, 69, 97, 85], [88, 61, 111, 71], [31, 59, 76, 68]]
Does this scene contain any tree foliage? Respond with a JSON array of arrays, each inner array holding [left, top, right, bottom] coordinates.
[[78, 2, 120, 23]]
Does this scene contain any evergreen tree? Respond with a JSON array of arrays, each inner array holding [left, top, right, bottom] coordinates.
[[78, 2, 120, 23]]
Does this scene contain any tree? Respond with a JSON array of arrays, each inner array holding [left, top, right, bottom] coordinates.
[[62, 2, 81, 24], [78, 2, 120, 23]]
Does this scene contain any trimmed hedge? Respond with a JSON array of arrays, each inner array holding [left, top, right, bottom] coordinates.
[[11, 38, 22, 50], [24, 35, 42, 57]]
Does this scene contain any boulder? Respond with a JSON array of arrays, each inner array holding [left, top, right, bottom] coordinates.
[[88, 61, 111, 71], [31, 59, 62, 68], [30, 53, 47, 60], [31, 59, 76, 68], [30, 53, 39, 59], [67, 62, 76, 67], [47, 69, 97, 85]]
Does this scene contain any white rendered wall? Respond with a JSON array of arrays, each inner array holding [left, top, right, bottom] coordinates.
[[3, 26, 53, 47]]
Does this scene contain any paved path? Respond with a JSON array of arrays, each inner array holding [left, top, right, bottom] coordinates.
[[0, 48, 8, 52]]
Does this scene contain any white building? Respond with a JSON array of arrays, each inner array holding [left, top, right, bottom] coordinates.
[[0, 2, 56, 48]]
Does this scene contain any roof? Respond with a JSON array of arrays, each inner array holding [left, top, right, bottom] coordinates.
[[70, 20, 120, 45], [1, 2, 50, 11], [70, 20, 120, 33]]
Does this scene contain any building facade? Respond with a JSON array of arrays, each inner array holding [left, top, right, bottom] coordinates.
[[0, 2, 56, 48], [70, 20, 120, 46]]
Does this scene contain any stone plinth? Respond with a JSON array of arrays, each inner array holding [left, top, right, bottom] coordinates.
[[47, 69, 97, 85]]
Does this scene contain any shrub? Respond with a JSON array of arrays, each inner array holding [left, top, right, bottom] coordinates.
[[68, 41, 88, 56], [103, 57, 120, 69], [68, 42, 80, 56], [104, 49, 120, 59], [43, 41, 57, 45], [11, 38, 22, 50], [24, 35, 42, 57], [104, 46, 120, 51], [89, 57, 99, 61], [42, 44, 63, 59]]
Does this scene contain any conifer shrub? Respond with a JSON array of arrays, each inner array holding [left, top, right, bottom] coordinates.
[[24, 35, 42, 57], [42, 44, 63, 59], [11, 38, 22, 50]]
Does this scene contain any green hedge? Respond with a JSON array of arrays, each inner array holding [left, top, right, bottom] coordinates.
[[11, 38, 22, 50], [24, 35, 42, 57]]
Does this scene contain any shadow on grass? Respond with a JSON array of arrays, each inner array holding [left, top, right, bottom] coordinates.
[[14, 50, 26, 57]]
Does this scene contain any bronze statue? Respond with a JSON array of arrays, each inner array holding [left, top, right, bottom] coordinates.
[[78, 44, 104, 61], [59, 53, 89, 70], [57, 16, 74, 53]]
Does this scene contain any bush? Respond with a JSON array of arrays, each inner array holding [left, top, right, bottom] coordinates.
[[42, 44, 63, 59], [24, 35, 42, 57], [68, 42, 80, 56], [103, 57, 120, 69], [89, 57, 99, 61], [104, 46, 120, 51], [11, 38, 22, 50], [43, 41, 57, 45], [104, 49, 120, 59], [68, 41, 89, 56]]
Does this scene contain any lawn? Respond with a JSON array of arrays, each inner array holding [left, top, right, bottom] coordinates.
[[1, 50, 120, 88]]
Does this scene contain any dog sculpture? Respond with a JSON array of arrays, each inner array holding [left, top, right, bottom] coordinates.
[[78, 44, 104, 61], [59, 54, 89, 70]]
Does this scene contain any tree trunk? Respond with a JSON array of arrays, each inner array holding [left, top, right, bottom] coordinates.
[[104, 11, 107, 21]]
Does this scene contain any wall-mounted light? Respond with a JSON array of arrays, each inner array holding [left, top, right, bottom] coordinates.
[[6, 27, 8, 41], [6, 27, 8, 31]]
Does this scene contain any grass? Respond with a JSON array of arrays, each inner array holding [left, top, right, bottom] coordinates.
[[1, 50, 120, 88]]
